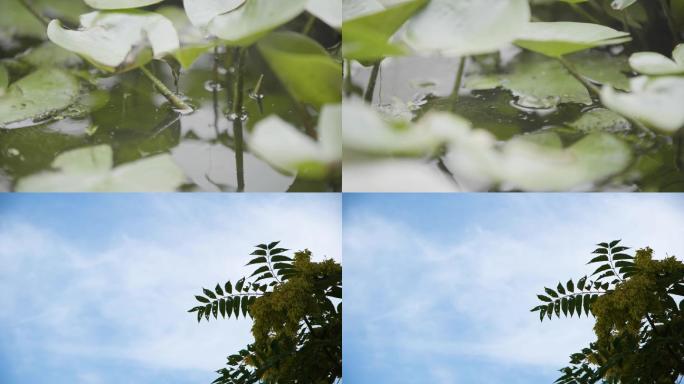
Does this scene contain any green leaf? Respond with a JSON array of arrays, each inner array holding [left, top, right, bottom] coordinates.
[[629, 44, 684, 75], [592, 264, 612, 276], [187, 306, 202, 313], [255, 243, 268, 250], [235, 277, 245, 292], [215, 284, 224, 296], [598, 242, 609, 247], [561, 297, 568, 316], [15, 145, 185, 192], [224, 281, 232, 294], [84, 0, 165, 9], [182, 0, 245, 28], [195, 295, 210, 303], [0, 68, 80, 128], [554, 301, 561, 318], [342, 0, 428, 62], [611, 246, 629, 253], [609, 240, 621, 247], [202, 288, 216, 300], [577, 276, 587, 291], [557, 282, 566, 295], [271, 255, 293, 262], [212, 300, 218, 319], [566, 279, 575, 293], [251, 249, 267, 256], [47, 11, 180, 71], [197, 308, 204, 323], [588, 255, 609, 264], [257, 32, 341, 108], [249, 105, 341, 180], [247, 257, 267, 265], [538, 294, 552, 302], [224, 298, 232, 318], [233, 295, 241, 318], [601, 76, 684, 134], [611, 0, 638, 10], [545, 287, 559, 298], [514, 22, 631, 58], [612, 253, 634, 260], [241, 296, 249, 317], [219, 298, 226, 318], [267, 241, 280, 250], [592, 248, 609, 254], [403, 0, 530, 56], [568, 296, 575, 316], [204, 303, 211, 321], [575, 295, 583, 317], [583, 294, 591, 315], [208, 0, 307, 46], [250, 266, 271, 277]]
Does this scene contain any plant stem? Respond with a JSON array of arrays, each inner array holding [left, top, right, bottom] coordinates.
[[659, 0, 681, 44], [344, 60, 353, 97], [18, 0, 48, 27], [140, 65, 192, 112], [212, 46, 220, 135], [364, 61, 381, 103], [557, 56, 600, 96], [302, 13, 316, 35], [451, 56, 467, 100], [675, 129, 684, 173], [231, 47, 246, 192]]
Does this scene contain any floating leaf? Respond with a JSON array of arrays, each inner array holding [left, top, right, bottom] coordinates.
[[47, 11, 180, 70], [208, 0, 308, 46], [0, 68, 79, 128], [249, 104, 341, 179], [342, 0, 427, 62], [629, 44, 684, 75], [403, 0, 530, 56], [257, 32, 341, 107], [514, 22, 631, 58], [15, 145, 186, 192], [343, 159, 459, 192], [84, 0, 165, 9], [600, 76, 684, 133]]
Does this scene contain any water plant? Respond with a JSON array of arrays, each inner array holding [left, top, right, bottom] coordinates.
[[343, 0, 684, 191], [1, 0, 341, 191]]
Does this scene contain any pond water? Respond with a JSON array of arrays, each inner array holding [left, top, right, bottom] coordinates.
[[0, 0, 341, 192]]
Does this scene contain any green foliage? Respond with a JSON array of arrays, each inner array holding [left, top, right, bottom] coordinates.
[[188, 242, 342, 384], [531, 240, 684, 383]]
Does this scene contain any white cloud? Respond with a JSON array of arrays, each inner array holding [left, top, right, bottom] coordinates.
[[0, 195, 340, 380], [343, 194, 684, 379]]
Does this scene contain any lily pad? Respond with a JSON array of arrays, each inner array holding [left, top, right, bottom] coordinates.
[[208, 0, 308, 46], [182, 0, 246, 28], [600, 76, 684, 133], [84, 0, 166, 9], [248, 104, 341, 179], [257, 32, 341, 107], [466, 51, 592, 108], [0, 0, 89, 39], [307, 0, 342, 29], [629, 44, 684, 75], [47, 11, 180, 71], [402, 0, 530, 56], [514, 22, 631, 57], [568, 108, 631, 133], [342, 0, 428, 62], [17, 42, 83, 68], [15, 145, 186, 191], [0, 68, 80, 128]]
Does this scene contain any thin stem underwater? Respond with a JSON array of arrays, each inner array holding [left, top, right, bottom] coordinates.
[[231, 47, 246, 192], [140, 66, 192, 112], [451, 56, 467, 101], [364, 61, 381, 103]]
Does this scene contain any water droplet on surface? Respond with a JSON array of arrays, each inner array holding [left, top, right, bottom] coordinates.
[[226, 112, 248, 122], [7, 148, 20, 157], [204, 80, 224, 92]]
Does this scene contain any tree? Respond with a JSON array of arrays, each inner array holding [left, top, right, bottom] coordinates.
[[531, 240, 684, 383], [188, 241, 342, 384]]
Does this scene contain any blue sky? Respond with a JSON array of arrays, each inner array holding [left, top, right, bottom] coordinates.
[[0, 194, 341, 384], [343, 193, 684, 384]]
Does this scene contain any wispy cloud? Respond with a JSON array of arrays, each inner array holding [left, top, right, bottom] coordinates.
[[343, 194, 684, 383]]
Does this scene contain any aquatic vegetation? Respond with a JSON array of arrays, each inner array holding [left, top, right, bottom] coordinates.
[[0, 0, 341, 192], [343, 0, 684, 191]]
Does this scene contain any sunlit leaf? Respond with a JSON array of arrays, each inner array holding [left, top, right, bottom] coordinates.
[[208, 0, 308, 46], [307, 0, 341, 29], [47, 11, 180, 70], [84, 0, 165, 9], [600, 76, 684, 133], [15, 145, 186, 192], [629, 44, 684, 75], [257, 32, 341, 107], [182, 0, 245, 28], [514, 22, 631, 57], [403, 0, 530, 56]]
